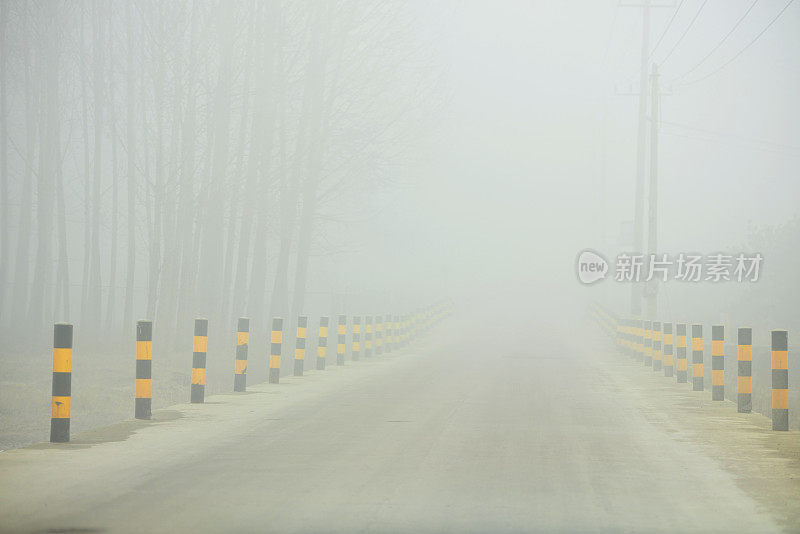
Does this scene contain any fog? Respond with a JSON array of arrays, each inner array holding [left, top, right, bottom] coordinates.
[[1, 1, 799, 531], [2, 0, 798, 342]]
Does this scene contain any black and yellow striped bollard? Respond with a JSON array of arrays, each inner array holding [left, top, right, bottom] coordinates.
[[712, 325, 724, 401], [663, 323, 674, 378], [337, 315, 346, 366], [385, 315, 393, 353], [234, 317, 249, 392], [652, 321, 662, 372], [772, 330, 788, 431], [376, 315, 384, 355], [620, 318, 627, 356], [676, 323, 688, 383], [737, 327, 752, 413], [352, 316, 361, 361], [317, 316, 329, 370], [365, 316, 373, 357], [643, 320, 652, 366], [191, 318, 208, 404], [50, 323, 73, 443], [393, 315, 400, 350], [269, 317, 283, 384], [691, 324, 704, 391], [136, 320, 153, 419], [294, 315, 307, 376]]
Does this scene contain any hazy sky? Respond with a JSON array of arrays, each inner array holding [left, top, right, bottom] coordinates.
[[329, 0, 800, 314]]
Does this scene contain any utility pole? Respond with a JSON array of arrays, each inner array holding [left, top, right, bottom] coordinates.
[[646, 63, 659, 319], [617, 0, 674, 316], [632, 0, 650, 318]]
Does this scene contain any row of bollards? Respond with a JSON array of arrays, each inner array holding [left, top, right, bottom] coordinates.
[[590, 304, 790, 432], [48, 302, 453, 442]]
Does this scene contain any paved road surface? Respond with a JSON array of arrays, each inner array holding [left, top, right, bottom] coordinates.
[[0, 314, 789, 532]]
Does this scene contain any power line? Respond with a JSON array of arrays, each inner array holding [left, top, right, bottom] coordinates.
[[601, 5, 620, 69], [671, 0, 759, 85], [650, 0, 685, 56], [658, 0, 709, 66], [678, 0, 795, 86], [661, 119, 800, 154]]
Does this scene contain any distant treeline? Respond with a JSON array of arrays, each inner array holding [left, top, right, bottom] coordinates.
[[0, 1, 446, 346]]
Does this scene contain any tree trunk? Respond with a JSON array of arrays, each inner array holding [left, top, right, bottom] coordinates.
[[291, 8, 330, 319], [197, 2, 234, 325], [123, 0, 137, 330], [87, 0, 105, 329], [0, 1, 8, 320], [106, 21, 119, 331], [11, 6, 33, 330], [28, 4, 60, 329]]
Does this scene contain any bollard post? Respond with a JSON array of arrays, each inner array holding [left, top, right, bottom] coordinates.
[[337, 315, 346, 366], [772, 330, 788, 431], [385, 314, 393, 353], [676, 323, 688, 383], [634, 319, 642, 361], [692, 324, 704, 391], [294, 315, 307, 376], [234, 317, 249, 392], [712, 325, 724, 401], [269, 317, 283, 384], [365, 316, 373, 357], [375, 316, 383, 355], [352, 316, 361, 361], [191, 318, 208, 403], [643, 320, 652, 366], [50, 323, 73, 443], [663, 323, 674, 377], [620, 318, 627, 356], [737, 327, 752, 413], [316, 316, 328, 370], [135, 320, 153, 419], [652, 321, 662, 372]]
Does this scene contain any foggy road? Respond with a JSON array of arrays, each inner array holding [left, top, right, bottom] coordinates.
[[0, 315, 790, 533]]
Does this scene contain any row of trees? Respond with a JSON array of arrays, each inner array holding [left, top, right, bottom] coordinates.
[[0, 1, 445, 347]]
